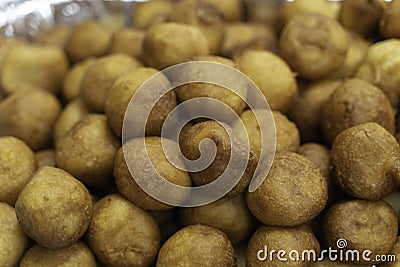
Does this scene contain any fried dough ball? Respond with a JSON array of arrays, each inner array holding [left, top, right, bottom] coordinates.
[[87, 194, 160, 267], [236, 50, 297, 113], [180, 195, 254, 244], [111, 28, 144, 58], [15, 166, 93, 249], [202, 0, 244, 22], [168, 0, 223, 55], [156, 225, 235, 267], [0, 45, 68, 94], [114, 137, 192, 210], [247, 150, 328, 226], [65, 21, 113, 63], [289, 79, 341, 142], [297, 143, 330, 179], [55, 114, 120, 188], [105, 67, 176, 138], [0, 88, 62, 150], [323, 199, 398, 265], [35, 150, 56, 168], [339, 0, 383, 37], [20, 242, 96, 267], [331, 123, 400, 200], [181, 121, 258, 197], [280, 13, 348, 80], [61, 57, 95, 102], [33, 26, 70, 48], [81, 54, 142, 112], [321, 79, 395, 144], [54, 98, 90, 144], [143, 23, 209, 70], [0, 38, 24, 72], [380, 0, 400, 38], [132, 0, 174, 29], [0, 137, 36, 205], [246, 225, 320, 267], [221, 23, 278, 59], [356, 39, 400, 107], [0, 202, 29, 267]]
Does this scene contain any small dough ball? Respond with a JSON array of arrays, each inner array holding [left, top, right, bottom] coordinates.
[[289, 79, 341, 142], [323, 199, 398, 265], [132, 0, 174, 29], [380, 0, 400, 38], [202, 0, 244, 22], [65, 21, 113, 63], [0, 38, 25, 72], [143, 23, 209, 70], [331, 122, 400, 200], [105, 67, 176, 138], [297, 143, 330, 179], [383, 237, 400, 267], [221, 23, 278, 59], [111, 28, 144, 58], [54, 98, 90, 144], [246, 225, 320, 267], [1, 45, 68, 94], [156, 225, 235, 267], [236, 50, 297, 113], [20, 242, 96, 267], [81, 54, 142, 112], [114, 137, 192, 210], [181, 121, 258, 197], [0, 137, 37, 205], [0, 202, 29, 267], [339, 0, 383, 37], [0, 88, 62, 150], [35, 149, 55, 168], [356, 39, 400, 107], [280, 13, 348, 80], [15, 166, 93, 249], [87, 194, 160, 267], [321, 78, 395, 144], [33, 26, 70, 48], [56, 114, 120, 188], [62, 57, 95, 102], [246, 150, 328, 226], [168, 0, 223, 55], [180, 195, 254, 244]]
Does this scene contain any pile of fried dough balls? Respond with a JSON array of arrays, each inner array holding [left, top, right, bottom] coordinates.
[[2, 0, 400, 266]]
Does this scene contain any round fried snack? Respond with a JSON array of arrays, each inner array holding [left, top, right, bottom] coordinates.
[[202, 0, 244, 22], [280, 13, 348, 80], [61, 57, 95, 102], [181, 120, 258, 198], [156, 225, 235, 267], [246, 225, 320, 267], [105, 67, 176, 138], [289, 79, 341, 142], [0, 202, 29, 267], [132, 0, 174, 29], [168, 0, 223, 55], [15, 166, 93, 249], [0, 88, 62, 150], [111, 28, 145, 58], [380, 0, 400, 38], [321, 79, 395, 144], [142, 23, 209, 70], [236, 50, 297, 113], [0, 137, 37, 205], [65, 21, 113, 63], [0, 45, 68, 95], [33, 25, 70, 48], [81, 54, 143, 112], [297, 143, 330, 179], [56, 114, 120, 188], [331, 123, 400, 200], [180, 195, 254, 244], [339, 0, 383, 37], [247, 150, 328, 226], [20, 242, 96, 267], [323, 199, 398, 265], [114, 137, 192, 210], [35, 150, 56, 168], [87, 194, 160, 267], [0, 38, 25, 73], [355, 39, 400, 107]]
